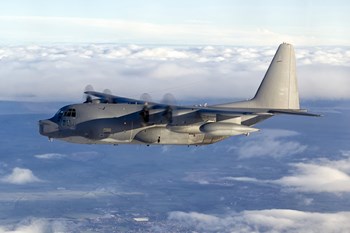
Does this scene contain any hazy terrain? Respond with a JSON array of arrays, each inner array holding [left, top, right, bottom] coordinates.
[[0, 100, 349, 232]]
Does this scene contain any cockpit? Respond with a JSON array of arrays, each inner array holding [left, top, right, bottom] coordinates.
[[39, 107, 79, 138], [56, 108, 77, 120], [63, 108, 77, 117], [55, 108, 77, 128]]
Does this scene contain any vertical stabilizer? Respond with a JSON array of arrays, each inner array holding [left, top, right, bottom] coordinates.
[[252, 43, 299, 109], [217, 43, 300, 110]]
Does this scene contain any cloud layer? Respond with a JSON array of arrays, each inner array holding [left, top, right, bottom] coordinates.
[[167, 209, 350, 233], [0, 44, 349, 102]]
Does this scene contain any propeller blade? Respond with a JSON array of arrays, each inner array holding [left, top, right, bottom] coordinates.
[[161, 93, 177, 106], [139, 93, 152, 125], [140, 93, 153, 103], [140, 104, 150, 124], [103, 89, 113, 103], [160, 93, 177, 124], [103, 89, 112, 95], [83, 84, 94, 103]]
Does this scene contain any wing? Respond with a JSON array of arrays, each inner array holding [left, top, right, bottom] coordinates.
[[85, 91, 321, 118], [197, 107, 321, 117], [84, 91, 180, 110], [194, 106, 320, 127], [85, 91, 151, 104]]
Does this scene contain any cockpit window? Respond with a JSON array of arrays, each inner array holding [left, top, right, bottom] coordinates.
[[55, 110, 64, 121], [63, 109, 76, 118]]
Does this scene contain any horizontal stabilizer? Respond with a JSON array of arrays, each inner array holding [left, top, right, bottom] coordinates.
[[269, 109, 322, 117]]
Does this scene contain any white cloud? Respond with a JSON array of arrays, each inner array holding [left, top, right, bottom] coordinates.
[[223, 155, 350, 193], [0, 189, 142, 202], [183, 171, 212, 185], [273, 156, 350, 193], [1, 167, 41, 184], [184, 149, 350, 193], [70, 151, 100, 161], [34, 152, 100, 161], [298, 65, 350, 99], [0, 218, 67, 233], [232, 129, 307, 158], [167, 209, 350, 233], [34, 153, 66, 160], [341, 150, 350, 157], [222, 176, 259, 182], [161, 145, 171, 154], [149, 63, 206, 80], [0, 45, 349, 102]]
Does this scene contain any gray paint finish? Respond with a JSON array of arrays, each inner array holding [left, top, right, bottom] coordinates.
[[39, 43, 319, 145]]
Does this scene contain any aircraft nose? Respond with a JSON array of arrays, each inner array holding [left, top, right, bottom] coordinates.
[[39, 119, 59, 136]]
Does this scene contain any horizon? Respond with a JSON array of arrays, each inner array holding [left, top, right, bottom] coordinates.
[[1, 43, 349, 102]]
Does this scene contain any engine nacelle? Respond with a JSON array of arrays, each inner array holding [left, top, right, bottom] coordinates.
[[200, 122, 259, 136]]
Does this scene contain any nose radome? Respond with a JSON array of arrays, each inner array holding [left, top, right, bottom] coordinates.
[[39, 119, 58, 136]]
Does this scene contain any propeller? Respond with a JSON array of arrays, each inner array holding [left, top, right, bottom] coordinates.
[[139, 93, 177, 125], [103, 89, 113, 103], [161, 93, 177, 124], [140, 93, 153, 103], [139, 93, 152, 125], [83, 84, 94, 103], [140, 103, 150, 124], [103, 89, 112, 95], [161, 93, 177, 106]]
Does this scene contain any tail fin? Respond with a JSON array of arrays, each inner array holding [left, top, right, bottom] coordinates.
[[218, 43, 300, 110], [252, 43, 299, 109]]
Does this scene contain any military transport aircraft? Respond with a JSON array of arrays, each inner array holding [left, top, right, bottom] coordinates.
[[39, 43, 320, 145]]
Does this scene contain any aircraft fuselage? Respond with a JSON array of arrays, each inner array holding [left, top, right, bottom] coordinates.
[[39, 103, 234, 145]]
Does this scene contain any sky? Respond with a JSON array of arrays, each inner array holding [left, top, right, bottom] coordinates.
[[0, 0, 349, 45], [0, 2, 350, 232], [0, 1, 349, 101]]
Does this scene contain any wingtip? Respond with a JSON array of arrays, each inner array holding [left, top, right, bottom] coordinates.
[[268, 109, 322, 117], [302, 112, 323, 117], [301, 109, 323, 117]]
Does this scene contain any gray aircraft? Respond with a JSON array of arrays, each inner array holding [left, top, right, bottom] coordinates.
[[39, 43, 320, 145]]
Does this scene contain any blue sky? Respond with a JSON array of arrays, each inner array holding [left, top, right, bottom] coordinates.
[[0, 0, 349, 45]]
